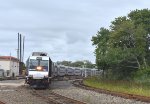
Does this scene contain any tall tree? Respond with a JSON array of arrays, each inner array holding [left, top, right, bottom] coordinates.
[[92, 9, 150, 80], [92, 27, 110, 77], [128, 9, 150, 67]]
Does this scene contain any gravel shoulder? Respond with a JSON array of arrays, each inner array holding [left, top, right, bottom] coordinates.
[[0, 79, 47, 104]]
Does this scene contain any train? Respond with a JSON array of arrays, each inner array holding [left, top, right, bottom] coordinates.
[[25, 52, 102, 88], [25, 52, 53, 88], [52, 65, 102, 77]]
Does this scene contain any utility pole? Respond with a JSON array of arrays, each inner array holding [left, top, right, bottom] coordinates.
[[17, 33, 25, 75], [20, 34, 22, 62], [22, 36, 25, 62], [18, 33, 20, 60]]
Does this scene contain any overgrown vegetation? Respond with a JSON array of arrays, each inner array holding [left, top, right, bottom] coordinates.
[[84, 77, 150, 97], [91, 9, 150, 81]]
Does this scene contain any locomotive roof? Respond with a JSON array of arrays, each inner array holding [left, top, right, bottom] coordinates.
[[29, 56, 50, 60], [32, 52, 48, 56]]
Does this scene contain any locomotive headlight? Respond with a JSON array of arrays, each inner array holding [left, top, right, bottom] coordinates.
[[36, 66, 43, 71]]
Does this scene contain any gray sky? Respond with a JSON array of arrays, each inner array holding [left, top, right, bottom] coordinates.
[[0, 0, 149, 63]]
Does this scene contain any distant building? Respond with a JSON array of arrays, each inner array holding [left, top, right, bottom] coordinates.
[[0, 56, 19, 77], [0, 69, 4, 78]]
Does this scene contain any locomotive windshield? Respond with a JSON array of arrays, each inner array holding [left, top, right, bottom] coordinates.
[[29, 59, 48, 71]]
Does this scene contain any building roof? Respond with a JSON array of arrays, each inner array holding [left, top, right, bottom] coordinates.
[[0, 56, 19, 62]]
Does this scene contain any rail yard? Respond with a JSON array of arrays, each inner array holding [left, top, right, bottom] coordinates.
[[0, 52, 149, 104], [0, 0, 150, 103]]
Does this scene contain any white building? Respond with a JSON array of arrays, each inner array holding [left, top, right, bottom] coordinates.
[[0, 56, 19, 77]]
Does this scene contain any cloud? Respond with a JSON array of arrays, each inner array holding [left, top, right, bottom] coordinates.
[[0, 0, 149, 63]]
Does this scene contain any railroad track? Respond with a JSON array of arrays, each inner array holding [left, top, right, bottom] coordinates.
[[30, 88, 86, 104], [73, 79, 150, 103]]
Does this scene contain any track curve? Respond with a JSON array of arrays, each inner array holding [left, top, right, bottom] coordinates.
[[73, 80, 150, 103]]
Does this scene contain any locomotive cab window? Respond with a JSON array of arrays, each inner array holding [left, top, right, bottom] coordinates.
[[29, 59, 48, 71]]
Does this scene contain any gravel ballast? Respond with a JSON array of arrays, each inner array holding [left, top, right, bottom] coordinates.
[[0, 79, 150, 104], [51, 80, 150, 104]]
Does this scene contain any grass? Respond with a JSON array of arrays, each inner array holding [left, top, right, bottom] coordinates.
[[83, 77, 150, 97]]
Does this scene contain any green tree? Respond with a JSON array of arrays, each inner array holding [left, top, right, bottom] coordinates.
[[92, 9, 150, 80], [60, 61, 72, 66], [128, 9, 150, 33], [71, 61, 84, 67], [128, 9, 150, 67], [92, 27, 110, 78], [110, 19, 147, 69], [109, 19, 147, 79], [83, 60, 95, 68], [56, 60, 95, 68]]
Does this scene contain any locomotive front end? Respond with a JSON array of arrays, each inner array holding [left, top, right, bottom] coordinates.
[[26, 52, 52, 88]]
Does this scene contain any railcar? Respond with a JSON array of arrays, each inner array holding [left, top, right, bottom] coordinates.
[[26, 52, 52, 88], [74, 68, 82, 76], [66, 67, 74, 76], [57, 65, 66, 76], [81, 68, 93, 77], [52, 65, 58, 77]]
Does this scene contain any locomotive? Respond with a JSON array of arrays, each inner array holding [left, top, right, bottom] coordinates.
[[25, 52, 53, 88], [25, 52, 102, 88]]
